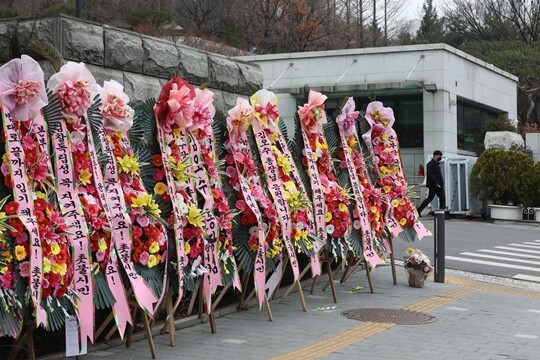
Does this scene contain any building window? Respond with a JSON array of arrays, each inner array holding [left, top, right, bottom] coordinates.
[[457, 101, 499, 152]]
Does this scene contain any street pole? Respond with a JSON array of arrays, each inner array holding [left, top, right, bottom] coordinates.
[[434, 210, 445, 283]]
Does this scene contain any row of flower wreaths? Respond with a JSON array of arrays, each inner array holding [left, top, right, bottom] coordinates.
[[0, 55, 430, 344]]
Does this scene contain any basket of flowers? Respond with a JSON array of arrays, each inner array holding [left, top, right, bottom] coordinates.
[[403, 247, 433, 288]]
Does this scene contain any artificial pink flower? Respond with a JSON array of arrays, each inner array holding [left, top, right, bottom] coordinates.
[[365, 101, 395, 127], [336, 97, 359, 135], [47, 62, 97, 117], [226, 98, 253, 143], [189, 88, 215, 133], [99, 80, 134, 133], [139, 251, 150, 266], [154, 76, 194, 132], [0, 55, 48, 121], [250, 89, 279, 130], [297, 90, 327, 133]]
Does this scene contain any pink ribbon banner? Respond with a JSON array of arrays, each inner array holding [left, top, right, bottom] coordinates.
[[337, 129, 382, 268], [275, 129, 321, 277], [252, 121, 299, 281], [2, 106, 46, 327], [86, 117, 158, 316], [156, 125, 186, 313], [300, 129, 327, 251], [187, 132, 221, 314], [51, 121, 95, 345]]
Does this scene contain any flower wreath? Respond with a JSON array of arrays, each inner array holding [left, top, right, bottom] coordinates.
[[363, 101, 430, 240], [0, 55, 72, 335], [250, 89, 318, 279], [187, 87, 240, 290], [225, 97, 283, 306], [336, 97, 391, 268], [297, 90, 352, 259]]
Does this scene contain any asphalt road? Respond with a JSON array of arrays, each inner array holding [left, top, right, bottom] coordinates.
[[391, 217, 540, 283]]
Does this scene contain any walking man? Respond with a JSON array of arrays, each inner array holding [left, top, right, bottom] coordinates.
[[417, 150, 449, 219]]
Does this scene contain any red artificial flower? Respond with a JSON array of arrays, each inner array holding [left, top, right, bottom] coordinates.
[[4, 201, 19, 215]]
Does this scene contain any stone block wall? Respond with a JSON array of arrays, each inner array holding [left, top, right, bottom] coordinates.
[[0, 15, 262, 120]]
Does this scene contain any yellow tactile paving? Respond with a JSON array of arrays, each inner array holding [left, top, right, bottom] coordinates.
[[270, 275, 540, 360], [269, 322, 395, 360]]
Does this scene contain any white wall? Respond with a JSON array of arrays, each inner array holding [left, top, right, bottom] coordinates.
[[240, 44, 518, 186]]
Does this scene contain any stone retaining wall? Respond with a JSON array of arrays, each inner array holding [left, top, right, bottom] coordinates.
[[0, 15, 262, 120]]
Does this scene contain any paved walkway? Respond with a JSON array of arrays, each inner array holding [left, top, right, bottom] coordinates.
[[72, 260, 540, 360]]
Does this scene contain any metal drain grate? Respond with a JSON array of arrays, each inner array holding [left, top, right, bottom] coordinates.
[[342, 308, 436, 325]]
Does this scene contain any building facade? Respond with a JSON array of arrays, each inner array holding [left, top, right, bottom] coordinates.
[[240, 44, 518, 213]]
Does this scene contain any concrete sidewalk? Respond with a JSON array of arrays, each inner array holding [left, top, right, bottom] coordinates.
[[76, 262, 540, 360]]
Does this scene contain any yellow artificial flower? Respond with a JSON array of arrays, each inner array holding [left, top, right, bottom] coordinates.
[[50, 242, 61, 255], [131, 193, 161, 217], [399, 217, 407, 226], [383, 185, 392, 193], [147, 255, 158, 268], [184, 242, 191, 255], [0, 266, 7, 275], [168, 156, 192, 183], [2, 251, 12, 262], [391, 199, 400, 207], [406, 247, 415, 253], [382, 133, 389, 141], [324, 212, 332, 222], [117, 154, 140, 175], [154, 182, 167, 196], [277, 154, 291, 175], [79, 168, 92, 185], [53, 262, 67, 276], [371, 206, 378, 213], [149, 241, 159, 254], [187, 204, 204, 228], [43, 258, 51, 273], [338, 203, 348, 212], [98, 238, 107, 252], [14, 245, 27, 261], [173, 127, 182, 138], [347, 137, 358, 149]]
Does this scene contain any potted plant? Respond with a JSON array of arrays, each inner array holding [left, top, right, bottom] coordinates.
[[470, 148, 534, 220], [403, 248, 433, 288]]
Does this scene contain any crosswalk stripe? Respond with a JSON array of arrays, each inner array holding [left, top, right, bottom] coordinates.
[[522, 242, 540, 247], [494, 246, 540, 254], [514, 274, 540, 282], [460, 252, 540, 265], [508, 243, 540, 249], [445, 256, 540, 272], [478, 249, 540, 260]]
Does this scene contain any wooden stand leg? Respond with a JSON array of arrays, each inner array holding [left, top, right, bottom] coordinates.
[[282, 263, 311, 300], [364, 258, 374, 294], [163, 289, 176, 346], [389, 238, 397, 285], [26, 320, 35, 360], [8, 327, 27, 360], [310, 274, 318, 294], [296, 280, 307, 312], [186, 281, 200, 316], [203, 286, 230, 323], [326, 260, 338, 303], [95, 311, 115, 339], [125, 306, 138, 348], [197, 282, 204, 319], [271, 255, 289, 300], [237, 271, 251, 311], [341, 257, 363, 284], [263, 294, 273, 321], [322, 259, 342, 291], [141, 312, 157, 359]]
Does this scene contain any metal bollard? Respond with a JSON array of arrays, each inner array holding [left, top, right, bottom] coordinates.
[[434, 210, 445, 283]]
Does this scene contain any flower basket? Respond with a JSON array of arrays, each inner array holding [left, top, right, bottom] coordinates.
[[408, 269, 428, 288], [404, 248, 432, 288]]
